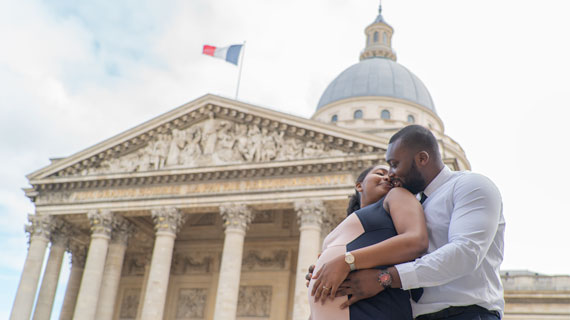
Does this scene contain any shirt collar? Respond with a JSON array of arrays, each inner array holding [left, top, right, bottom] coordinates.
[[423, 166, 453, 197]]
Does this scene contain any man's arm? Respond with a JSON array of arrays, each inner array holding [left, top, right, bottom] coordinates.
[[395, 173, 502, 289]]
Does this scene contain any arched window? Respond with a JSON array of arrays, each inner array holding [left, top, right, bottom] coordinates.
[[373, 31, 379, 43], [331, 114, 338, 123], [383, 32, 388, 44], [381, 109, 390, 120], [354, 110, 363, 119], [407, 115, 415, 123]]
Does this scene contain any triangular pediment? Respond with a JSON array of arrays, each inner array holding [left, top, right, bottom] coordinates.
[[27, 94, 386, 182]]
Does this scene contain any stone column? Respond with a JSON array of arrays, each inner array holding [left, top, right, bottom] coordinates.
[[10, 213, 52, 320], [292, 199, 327, 320], [135, 252, 152, 320], [72, 209, 113, 320], [213, 203, 254, 320], [59, 241, 87, 320], [33, 218, 70, 320], [140, 207, 185, 320], [95, 217, 134, 320]]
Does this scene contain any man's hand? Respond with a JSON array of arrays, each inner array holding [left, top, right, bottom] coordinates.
[[335, 269, 384, 309], [305, 264, 315, 288]]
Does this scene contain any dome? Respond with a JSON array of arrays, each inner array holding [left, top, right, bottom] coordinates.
[[316, 58, 436, 112]]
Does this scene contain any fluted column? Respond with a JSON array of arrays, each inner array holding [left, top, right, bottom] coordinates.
[[213, 203, 254, 320], [95, 217, 134, 320], [10, 214, 52, 320], [292, 199, 327, 320], [140, 207, 185, 320], [72, 209, 113, 320], [33, 218, 71, 320], [59, 241, 87, 320]]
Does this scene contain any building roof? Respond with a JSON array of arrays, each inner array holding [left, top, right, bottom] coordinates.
[[316, 57, 436, 112]]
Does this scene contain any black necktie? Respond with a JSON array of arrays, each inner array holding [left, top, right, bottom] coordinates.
[[419, 192, 427, 204], [410, 192, 427, 302]]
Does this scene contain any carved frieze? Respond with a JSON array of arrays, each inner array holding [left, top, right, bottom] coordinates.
[[65, 117, 348, 177], [171, 252, 214, 275], [119, 288, 141, 319], [39, 174, 352, 204], [237, 286, 272, 317], [175, 288, 207, 319], [242, 250, 288, 271]]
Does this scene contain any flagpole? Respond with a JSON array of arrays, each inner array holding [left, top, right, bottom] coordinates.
[[235, 41, 246, 100]]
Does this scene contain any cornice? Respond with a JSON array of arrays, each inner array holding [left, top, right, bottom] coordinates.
[[27, 94, 386, 181], [26, 154, 384, 201]]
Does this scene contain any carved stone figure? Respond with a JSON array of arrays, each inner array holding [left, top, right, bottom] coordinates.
[[166, 128, 187, 166], [201, 116, 218, 155], [150, 134, 168, 170], [68, 117, 353, 176], [236, 286, 272, 317], [119, 288, 140, 319], [175, 288, 207, 319]]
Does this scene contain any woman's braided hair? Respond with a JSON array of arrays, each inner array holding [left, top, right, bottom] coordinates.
[[346, 166, 375, 216]]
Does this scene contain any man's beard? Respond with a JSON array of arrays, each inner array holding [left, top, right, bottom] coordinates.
[[401, 161, 426, 194]]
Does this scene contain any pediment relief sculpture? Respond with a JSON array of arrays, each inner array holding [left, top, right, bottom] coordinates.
[[69, 118, 350, 176]]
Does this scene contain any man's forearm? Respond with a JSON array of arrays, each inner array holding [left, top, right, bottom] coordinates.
[[387, 266, 402, 289]]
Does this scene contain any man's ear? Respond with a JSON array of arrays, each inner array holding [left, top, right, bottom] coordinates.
[[355, 182, 363, 193], [415, 151, 430, 167]]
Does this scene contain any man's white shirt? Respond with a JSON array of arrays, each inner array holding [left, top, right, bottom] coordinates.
[[395, 166, 506, 317]]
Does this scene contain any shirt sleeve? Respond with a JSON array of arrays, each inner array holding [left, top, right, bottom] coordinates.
[[395, 173, 503, 290]]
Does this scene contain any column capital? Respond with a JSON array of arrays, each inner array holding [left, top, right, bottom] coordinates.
[[25, 213, 52, 241], [111, 216, 135, 245], [294, 199, 327, 227], [87, 209, 114, 237], [219, 203, 254, 232], [50, 217, 73, 248], [68, 240, 88, 268], [151, 207, 185, 234]]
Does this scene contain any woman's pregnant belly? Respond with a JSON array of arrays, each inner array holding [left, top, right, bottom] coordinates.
[[308, 245, 350, 320]]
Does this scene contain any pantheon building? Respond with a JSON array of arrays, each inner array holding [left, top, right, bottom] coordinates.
[[10, 5, 570, 320]]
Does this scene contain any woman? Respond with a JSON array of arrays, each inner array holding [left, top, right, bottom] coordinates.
[[307, 164, 428, 320]]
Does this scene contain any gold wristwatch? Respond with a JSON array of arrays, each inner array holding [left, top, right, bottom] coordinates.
[[344, 252, 356, 271]]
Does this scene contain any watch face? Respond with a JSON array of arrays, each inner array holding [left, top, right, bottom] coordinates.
[[380, 274, 391, 283], [345, 253, 355, 264]]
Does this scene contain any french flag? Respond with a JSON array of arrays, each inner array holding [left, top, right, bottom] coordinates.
[[202, 44, 243, 65]]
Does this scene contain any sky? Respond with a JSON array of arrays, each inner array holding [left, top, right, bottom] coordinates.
[[1, 0, 569, 318]]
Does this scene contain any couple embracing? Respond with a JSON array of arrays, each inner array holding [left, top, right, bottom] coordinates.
[[306, 125, 505, 320]]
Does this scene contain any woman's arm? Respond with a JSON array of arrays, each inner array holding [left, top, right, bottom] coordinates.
[[351, 187, 428, 269], [311, 187, 428, 301]]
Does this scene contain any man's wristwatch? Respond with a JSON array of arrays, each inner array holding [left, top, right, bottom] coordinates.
[[344, 252, 356, 271], [378, 269, 392, 289]]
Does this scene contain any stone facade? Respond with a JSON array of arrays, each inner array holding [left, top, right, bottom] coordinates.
[[501, 271, 570, 319]]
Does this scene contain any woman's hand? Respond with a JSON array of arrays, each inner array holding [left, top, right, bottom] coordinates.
[[310, 254, 351, 303]]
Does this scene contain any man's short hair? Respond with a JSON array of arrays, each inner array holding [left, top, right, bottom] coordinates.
[[389, 125, 440, 158]]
